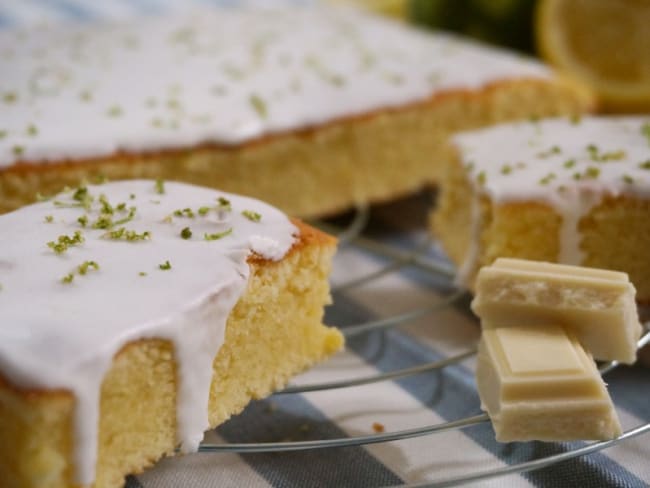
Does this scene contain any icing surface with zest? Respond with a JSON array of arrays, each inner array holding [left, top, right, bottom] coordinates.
[[0, 6, 551, 167], [454, 116, 650, 284], [0, 180, 297, 484]]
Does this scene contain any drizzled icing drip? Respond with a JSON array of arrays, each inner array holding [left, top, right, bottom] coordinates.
[[0, 6, 551, 167], [0, 180, 297, 484], [454, 116, 650, 283]]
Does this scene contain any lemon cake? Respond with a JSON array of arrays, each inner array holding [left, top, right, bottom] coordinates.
[[0, 180, 343, 488], [0, 6, 592, 217], [432, 116, 650, 302]]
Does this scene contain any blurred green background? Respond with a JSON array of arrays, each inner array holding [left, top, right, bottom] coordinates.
[[410, 0, 536, 53]]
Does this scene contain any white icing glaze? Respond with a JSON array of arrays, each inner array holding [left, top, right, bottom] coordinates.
[[0, 180, 297, 484], [453, 116, 650, 284], [0, 6, 551, 167], [454, 196, 481, 287]]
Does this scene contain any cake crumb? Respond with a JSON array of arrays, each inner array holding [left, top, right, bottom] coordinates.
[[372, 422, 385, 433]]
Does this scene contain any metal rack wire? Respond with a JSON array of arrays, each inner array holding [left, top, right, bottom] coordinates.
[[197, 206, 650, 487]]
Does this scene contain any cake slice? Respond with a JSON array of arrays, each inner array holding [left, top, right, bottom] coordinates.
[[432, 116, 650, 302], [0, 180, 343, 488], [0, 6, 592, 217]]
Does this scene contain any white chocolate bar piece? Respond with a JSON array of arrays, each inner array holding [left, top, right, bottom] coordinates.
[[476, 325, 622, 442], [471, 258, 642, 364]]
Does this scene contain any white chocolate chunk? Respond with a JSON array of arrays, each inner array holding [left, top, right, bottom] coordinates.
[[497, 326, 583, 374], [476, 325, 622, 442], [471, 258, 642, 364]]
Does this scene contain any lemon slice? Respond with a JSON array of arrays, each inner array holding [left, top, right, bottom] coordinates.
[[536, 0, 650, 113]]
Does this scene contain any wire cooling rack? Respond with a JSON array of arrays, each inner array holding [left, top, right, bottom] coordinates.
[[196, 205, 650, 487]]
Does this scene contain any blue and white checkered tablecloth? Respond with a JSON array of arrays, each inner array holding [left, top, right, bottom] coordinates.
[[2, 2, 650, 487]]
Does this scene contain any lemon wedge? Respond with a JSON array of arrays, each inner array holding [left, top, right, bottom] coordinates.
[[537, 0, 650, 113]]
